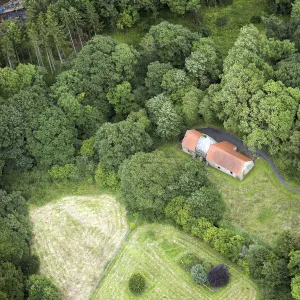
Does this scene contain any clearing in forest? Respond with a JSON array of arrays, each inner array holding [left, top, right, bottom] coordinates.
[[93, 223, 258, 300], [31, 195, 128, 300]]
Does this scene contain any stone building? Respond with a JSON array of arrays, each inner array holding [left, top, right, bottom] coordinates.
[[182, 129, 254, 180]]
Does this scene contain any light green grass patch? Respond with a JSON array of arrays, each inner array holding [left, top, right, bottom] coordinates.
[[31, 195, 128, 300], [93, 223, 258, 300], [207, 158, 300, 242]]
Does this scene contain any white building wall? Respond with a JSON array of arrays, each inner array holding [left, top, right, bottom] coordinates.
[[207, 160, 239, 179]]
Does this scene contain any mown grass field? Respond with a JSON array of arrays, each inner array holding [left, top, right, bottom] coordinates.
[[31, 195, 128, 300], [93, 223, 258, 300]]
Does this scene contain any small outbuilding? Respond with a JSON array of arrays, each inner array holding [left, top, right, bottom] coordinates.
[[182, 130, 254, 180]]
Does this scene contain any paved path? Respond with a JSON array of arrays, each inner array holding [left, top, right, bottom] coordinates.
[[198, 127, 300, 194]]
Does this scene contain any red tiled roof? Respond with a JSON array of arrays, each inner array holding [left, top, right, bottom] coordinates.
[[206, 141, 252, 176], [182, 130, 202, 152]]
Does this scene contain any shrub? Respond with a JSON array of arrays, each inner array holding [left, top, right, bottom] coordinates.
[[208, 264, 231, 287], [191, 264, 208, 284], [216, 16, 228, 27], [250, 15, 261, 24], [178, 253, 202, 272], [129, 273, 146, 295], [199, 27, 212, 37]]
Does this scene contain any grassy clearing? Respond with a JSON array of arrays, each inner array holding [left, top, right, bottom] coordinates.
[[93, 223, 258, 300], [106, 0, 267, 57], [159, 143, 300, 243], [208, 158, 300, 243], [31, 195, 128, 300]]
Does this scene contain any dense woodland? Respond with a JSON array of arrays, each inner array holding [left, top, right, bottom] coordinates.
[[1, 0, 300, 299]]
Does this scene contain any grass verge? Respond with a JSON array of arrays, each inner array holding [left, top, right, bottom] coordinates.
[[92, 223, 258, 300], [31, 195, 128, 300]]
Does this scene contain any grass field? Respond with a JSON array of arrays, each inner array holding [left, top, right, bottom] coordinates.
[[208, 158, 300, 243], [93, 223, 258, 300], [159, 143, 300, 243], [31, 195, 128, 300]]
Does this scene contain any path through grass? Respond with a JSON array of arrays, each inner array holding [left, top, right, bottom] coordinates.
[[31, 195, 128, 300], [93, 223, 258, 300]]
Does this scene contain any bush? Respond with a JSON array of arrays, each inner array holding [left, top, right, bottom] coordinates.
[[250, 15, 261, 24], [208, 264, 230, 287], [199, 27, 212, 37], [178, 253, 202, 272], [27, 275, 61, 300], [129, 273, 146, 295], [191, 264, 208, 284], [216, 16, 228, 27]]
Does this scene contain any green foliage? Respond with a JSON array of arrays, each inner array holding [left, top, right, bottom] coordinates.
[[146, 94, 182, 141], [128, 273, 146, 295], [178, 253, 202, 272], [145, 61, 174, 97], [27, 275, 61, 300], [0, 261, 24, 300], [182, 87, 203, 126], [292, 275, 300, 300], [48, 164, 75, 181], [94, 164, 119, 191], [288, 250, 300, 276], [250, 16, 262, 24], [191, 264, 208, 284], [80, 137, 96, 158], [95, 119, 153, 171], [186, 38, 222, 89], [119, 151, 208, 220], [107, 81, 138, 119], [187, 187, 225, 223], [27, 107, 75, 167], [216, 16, 228, 27], [140, 21, 201, 67]]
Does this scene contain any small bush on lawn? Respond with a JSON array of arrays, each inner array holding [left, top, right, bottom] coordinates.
[[208, 264, 230, 288], [129, 273, 146, 295], [191, 264, 208, 284], [216, 16, 228, 27]]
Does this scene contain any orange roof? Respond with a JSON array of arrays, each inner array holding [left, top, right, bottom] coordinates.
[[206, 141, 252, 176], [182, 130, 202, 152]]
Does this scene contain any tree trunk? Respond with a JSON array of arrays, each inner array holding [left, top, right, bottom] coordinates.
[[67, 24, 76, 54], [56, 45, 63, 64], [45, 46, 54, 74], [7, 54, 13, 69]]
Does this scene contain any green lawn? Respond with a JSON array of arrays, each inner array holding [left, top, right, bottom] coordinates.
[[93, 223, 258, 300], [208, 158, 300, 243]]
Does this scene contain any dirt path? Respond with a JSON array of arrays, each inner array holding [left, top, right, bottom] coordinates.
[[198, 127, 300, 194]]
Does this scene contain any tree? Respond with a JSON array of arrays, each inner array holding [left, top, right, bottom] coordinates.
[[276, 53, 300, 88], [107, 81, 138, 119], [273, 230, 299, 259], [145, 61, 173, 97], [288, 250, 300, 276], [128, 273, 146, 295], [0, 262, 24, 300], [182, 87, 203, 126], [140, 21, 201, 67], [146, 94, 182, 141], [27, 275, 61, 300], [27, 106, 75, 167], [207, 264, 230, 287], [291, 275, 300, 300], [117, 5, 140, 33], [95, 119, 153, 171], [185, 38, 222, 89], [187, 187, 225, 223], [85, 0, 102, 35], [191, 264, 208, 284]]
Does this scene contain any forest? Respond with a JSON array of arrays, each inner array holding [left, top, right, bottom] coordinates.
[[1, 0, 300, 299]]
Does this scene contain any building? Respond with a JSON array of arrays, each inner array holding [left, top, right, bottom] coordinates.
[[182, 129, 254, 180], [0, 0, 25, 23]]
